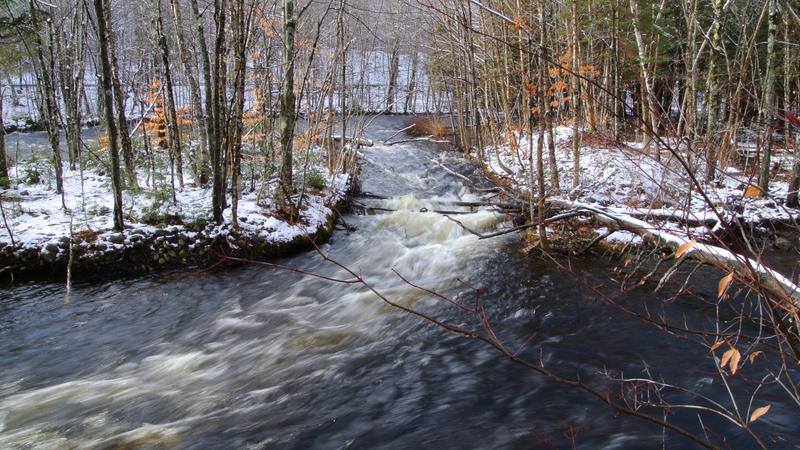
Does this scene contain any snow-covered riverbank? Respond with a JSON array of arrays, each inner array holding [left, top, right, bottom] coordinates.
[[482, 126, 800, 247], [0, 161, 354, 281]]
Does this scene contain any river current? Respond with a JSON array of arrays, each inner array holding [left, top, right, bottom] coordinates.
[[1, 116, 798, 449]]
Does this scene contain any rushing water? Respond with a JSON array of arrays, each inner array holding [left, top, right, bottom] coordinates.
[[1, 116, 798, 449]]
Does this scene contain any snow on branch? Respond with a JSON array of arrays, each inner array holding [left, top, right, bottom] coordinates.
[[549, 199, 800, 313]]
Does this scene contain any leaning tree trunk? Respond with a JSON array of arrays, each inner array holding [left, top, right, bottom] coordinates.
[[94, 0, 125, 231]]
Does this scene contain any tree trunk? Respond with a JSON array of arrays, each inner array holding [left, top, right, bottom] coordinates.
[[170, 0, 209, 185], [210, 0, 228, 224], [536, 0, 549, 251], [56, 7, 86, 171], [0, 89, 7, 188], [94, 0, 125, 231], [105, 3, 137, 189], [759, 0, 777, 194], [386, 39, 399, 112], [404, 49, 418, 114], [156, 0, 184, 190], [229, 0, 248, 227], [190, 0, 215, 190], [31, 10, 64, 204], [629, 0, 659, 159], [704, 0, 723, 183], [277, 0, 297, 210]]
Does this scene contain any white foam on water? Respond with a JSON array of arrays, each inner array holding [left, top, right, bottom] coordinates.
[[0, 192, 511, 448]]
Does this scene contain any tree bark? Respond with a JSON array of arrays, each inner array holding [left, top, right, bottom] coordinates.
[[30, 8, 64, 204], [629, 0, 659, 159], [386, 39, 399, 112], [703, 0, 723, 183], [105, 3, 137, 189], [0, 89, 7, 189], [228, 0, 248, 227], [156, 0, 184, 190], [210, 0, 228, 224], [759, 0, 777, 194], [571, 0, 581, 189], [277, 0, 297, 209], [94, 0, 125, 231], [536, 0, 549, 251], [170, 0, 209, 185]]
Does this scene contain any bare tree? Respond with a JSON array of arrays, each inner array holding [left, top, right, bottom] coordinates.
[[93, 0, 124, 231], [277, 0, 297, 210]]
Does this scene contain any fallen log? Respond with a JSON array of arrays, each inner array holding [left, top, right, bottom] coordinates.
[[330, 135, 374, 147], [383, 124, 417, 145], [547, 199, 800, 315], [386, 136, 451, 146], [606, 206, 718, 228], [444, 195, 800, 317]]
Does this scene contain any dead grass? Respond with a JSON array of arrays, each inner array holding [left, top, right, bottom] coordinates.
[[74, 229, 101, 242], [404, 116, 451, 139]]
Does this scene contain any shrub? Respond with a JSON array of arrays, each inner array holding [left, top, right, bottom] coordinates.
[[306, 170, 326, 191], [404, 116, 450, 138]]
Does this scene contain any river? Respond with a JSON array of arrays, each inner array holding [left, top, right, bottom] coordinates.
[[1, 116, 797, 449]]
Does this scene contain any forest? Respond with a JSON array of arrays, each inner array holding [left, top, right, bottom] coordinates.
[[1, 0, 800, 448]]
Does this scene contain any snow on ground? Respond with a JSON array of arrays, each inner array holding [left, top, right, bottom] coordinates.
[[2, 94, 38, 129], [484, 125, 800, 239], [0, 157, 351, 250]]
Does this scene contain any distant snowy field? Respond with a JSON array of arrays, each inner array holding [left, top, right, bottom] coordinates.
[[2, 49, 442, 131]]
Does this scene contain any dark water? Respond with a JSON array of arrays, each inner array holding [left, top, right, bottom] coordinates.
[[3, 127, 103, 165], [1, 116, 798, 449]]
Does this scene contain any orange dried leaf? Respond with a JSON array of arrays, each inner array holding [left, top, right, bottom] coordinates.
[[512, 16, 528, 32], [718, 273, 734, 299], [721, 347, 741, 374], [744, 185, 763, 198], [710, 341, 724, 352], [749, 405, 771, 423], [749, 351, 764, 364], [731, 352, 741, 374], [727, 348, 741, 374], [675, 240, 697, 259], [721, 348, 735, 367]]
